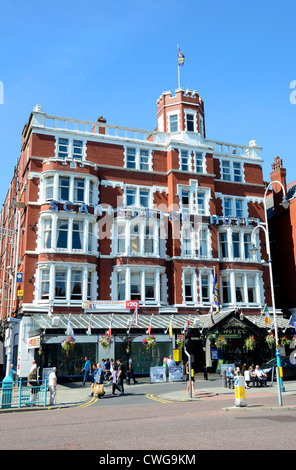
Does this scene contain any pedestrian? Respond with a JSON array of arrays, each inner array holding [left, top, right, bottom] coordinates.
[[254, 365, 268, 387], [27, 359, 38, 405], [81, 356, 93, 386], [111, 368, 121, 396], [48, 367, 57, 406], [167, 355, 176, 368], [185, 361, 197, 396], [90, 363, 104, 396], [128, 356, 138, 384], [9, 364, 16, 381], [116, 359, 125, 395], [104, 358, 111, 380], [234, 366, 242, 376]]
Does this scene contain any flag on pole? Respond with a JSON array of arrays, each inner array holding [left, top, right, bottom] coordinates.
[[183, 315, 190, 332], [289, 316, 296, 331], [177, 45, 185, 66], [48, 300, 53, 318], [263, 305, 271, 325], [107, 314, 114, 337], [66, 317, 74, 337], [210, 303, 215, 325], [87, 315, 92, 336], [134, 303, 139, 326], [169, 317, 173, 340], [213, 270, 220, 310], [147, 314, 154, 336]]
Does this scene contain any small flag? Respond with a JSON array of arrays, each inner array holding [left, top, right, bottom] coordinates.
[[87, 316, 92, 336], [289, 316, 296, 331], [107, 314, 114, 337], [169, 317, 173, 340], [66, 317, 74, 337], [48, 300, 53, 318], [213, 270, 220, 309], [210, 303, 215, 325], [147, 314, 154, 336], [183, 316, 190, 332], [263, 305, 271, 325], [177, 45, 185, 66], [134, 303, 139, 326]]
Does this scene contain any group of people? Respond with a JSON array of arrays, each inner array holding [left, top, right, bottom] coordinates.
[[81, 355, 138, 397], [226, 365, 268, 388]]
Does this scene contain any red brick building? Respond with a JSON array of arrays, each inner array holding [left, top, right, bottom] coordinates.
[[267, 157, 296, 317], [1, 89, 286, 380]]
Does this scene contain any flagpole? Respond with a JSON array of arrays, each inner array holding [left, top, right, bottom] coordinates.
[[178, 65, 180, 89]]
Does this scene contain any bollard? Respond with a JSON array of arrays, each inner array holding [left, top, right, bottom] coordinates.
[[1, 375, 13, 409], [234, 376, 246, 407]]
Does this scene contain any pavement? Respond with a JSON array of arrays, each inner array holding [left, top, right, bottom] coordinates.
[[2, 374, 296, 413]]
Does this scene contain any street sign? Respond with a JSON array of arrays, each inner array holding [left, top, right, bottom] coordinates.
[[17, 289, 23, 299], [16, 272, 23, 283]]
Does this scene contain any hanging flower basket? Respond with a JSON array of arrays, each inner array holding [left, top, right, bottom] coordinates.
[[176, 335, 184, 349], [61, 336, 75, 355], [215, 335, 227, 350], [265, 332, 275, 349], [142, 335, 156, 351], [280, 336, 291, 347], [244, 335, 256, 351], [99, 334, 113, 349]]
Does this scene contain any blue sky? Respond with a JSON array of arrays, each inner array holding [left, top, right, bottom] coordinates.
[[0, 0, 296, 203]]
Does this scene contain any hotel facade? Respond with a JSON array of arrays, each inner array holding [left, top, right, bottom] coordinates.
[[1, 88, 288, 380]]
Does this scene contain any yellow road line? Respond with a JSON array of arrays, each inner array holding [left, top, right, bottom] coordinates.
[[146, 394, 173, 404], [79, 396, 99, 408]]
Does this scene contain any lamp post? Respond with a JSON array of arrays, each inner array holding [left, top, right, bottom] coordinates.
[[250, 180, 290, 407]]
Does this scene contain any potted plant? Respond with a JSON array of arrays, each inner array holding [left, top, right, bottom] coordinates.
[[176, 335, 184, 349], [280, 336, 290, 347], [244, 335, 256, 351], [215, 335, 227, 350], [99, 334, 113, 349], [265, 332, 275, 349], [61, 336, 75, 355], [142, 335, 156, 352]]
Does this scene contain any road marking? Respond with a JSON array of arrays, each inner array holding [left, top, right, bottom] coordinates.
[[146, 394, 174, 404], [79, 397, 99, 408]]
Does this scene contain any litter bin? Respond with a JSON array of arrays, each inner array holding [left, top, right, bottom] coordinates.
[[1, 375, 13, 409]]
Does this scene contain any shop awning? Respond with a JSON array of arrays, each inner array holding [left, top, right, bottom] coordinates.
[[28, 309, 292, 333]]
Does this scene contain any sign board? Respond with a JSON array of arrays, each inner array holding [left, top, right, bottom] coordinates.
[[17, 290, 23, 299], [150, 366, 166, 383], [83, 300, 139, 310], [28, 336, 40, 349], [168, 366, 184, 382], [16, 272, 23, 283], [210, 348, 219, 360], [220, 363, 235, 377]]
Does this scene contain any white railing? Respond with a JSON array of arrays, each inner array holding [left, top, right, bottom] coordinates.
[[31, 111, 262, 159]]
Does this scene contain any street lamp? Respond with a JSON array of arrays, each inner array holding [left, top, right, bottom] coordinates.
[[251, 180, 290, 407]]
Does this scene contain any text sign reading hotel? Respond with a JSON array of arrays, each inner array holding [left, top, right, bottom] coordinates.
[[48, 201, 260, 226], [83, 300, 139, 310]]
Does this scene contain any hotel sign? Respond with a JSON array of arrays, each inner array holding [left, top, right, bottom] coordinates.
[[48, 200, 260, 227]]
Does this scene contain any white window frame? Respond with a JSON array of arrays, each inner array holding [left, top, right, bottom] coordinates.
[[220, 159, 244, 183], [35, 263, 97, 304], [113, 266, 167, 306], [56, 136, 86, 161], [41, 171, 98, 206], [113, 218, 161, 258], [38, 212, 97, 255], [220, 269, 262, 307], [124, 146, 152, 171], [124, 185, 152, 209], [217, 227, 257, 262]]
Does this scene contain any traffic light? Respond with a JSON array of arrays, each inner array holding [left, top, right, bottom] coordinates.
[[184, 330, 194, 353]]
